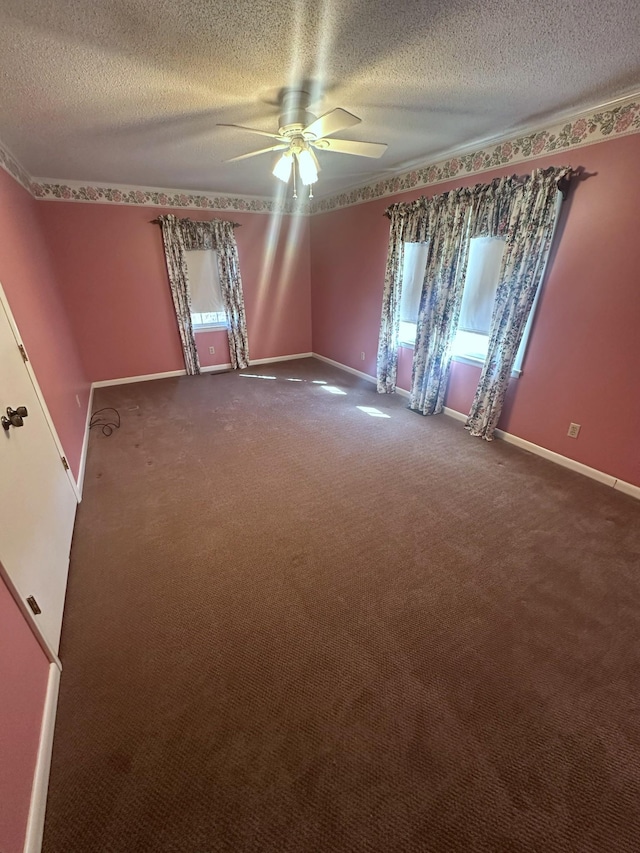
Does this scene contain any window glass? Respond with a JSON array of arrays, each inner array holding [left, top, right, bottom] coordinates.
[[185, 250, 227, 328]]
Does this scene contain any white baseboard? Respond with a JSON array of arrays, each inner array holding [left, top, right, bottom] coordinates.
[[442, 406, 467, 423], [92, 368, 186, 388], [613, 478, 640, 499], [91, 353, 314, 390], [311, 352, 414, 398], [313, 354, 639, 500], [23, 662, 60, 853], [312, 353, 377, 385], [251, 352, 312, 365], [201, 352, 313, 371], [201, 363, 232, 373], [492, 426, 617, 487]]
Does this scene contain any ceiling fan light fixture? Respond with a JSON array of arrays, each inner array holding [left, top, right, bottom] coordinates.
[[297, 148, 318, 185], [223, 92, 386, 198], [272, 151, 293, 183]]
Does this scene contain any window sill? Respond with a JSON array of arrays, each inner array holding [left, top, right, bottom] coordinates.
[[451, 354, 522, 378], [452, 353, 484, 369], [398, 342, 521, 378], [193, 323, 228, 333]]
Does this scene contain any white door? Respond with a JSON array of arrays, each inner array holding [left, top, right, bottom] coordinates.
[[0, 289, 77, 653]]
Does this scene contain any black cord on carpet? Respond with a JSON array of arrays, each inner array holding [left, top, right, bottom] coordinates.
[[89, 407, 121, 437]]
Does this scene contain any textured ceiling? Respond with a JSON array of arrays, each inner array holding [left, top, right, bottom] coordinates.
[[0, 0, 639, 199]]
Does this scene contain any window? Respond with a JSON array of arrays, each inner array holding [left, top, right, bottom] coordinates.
[[184, 249, 227, 330], [397, 235, 543, 376]]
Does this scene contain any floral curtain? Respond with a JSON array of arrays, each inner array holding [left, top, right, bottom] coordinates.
[[376, 167, 570, 429], [466, 167, 570, 439], [376, 208, 407, 393], [158, 215, 250, 372], [179, 218, 250, 370], [409, 188, 475, 415], [376, 197, 436, 393], [407, 177, 525, 414], [158, 214, 200, 375]]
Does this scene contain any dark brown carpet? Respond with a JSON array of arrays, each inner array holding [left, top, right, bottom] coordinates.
[[44, 358, 640, 852]]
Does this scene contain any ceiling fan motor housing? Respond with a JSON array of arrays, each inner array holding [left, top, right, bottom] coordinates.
[[278, 90, 317, 138]]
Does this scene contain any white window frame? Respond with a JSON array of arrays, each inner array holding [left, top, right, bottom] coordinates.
[[191, 313, 228, 332]]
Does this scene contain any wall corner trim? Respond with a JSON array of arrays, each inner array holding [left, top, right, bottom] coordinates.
[[23, 662, 60, 853], [76, 385, 94, 500], [311, 354, 639, 500]]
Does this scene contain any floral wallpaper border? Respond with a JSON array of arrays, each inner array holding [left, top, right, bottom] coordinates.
[[29, 180, 300, 214], [1, 95, 638, 215], [311, 96, 640, 214]]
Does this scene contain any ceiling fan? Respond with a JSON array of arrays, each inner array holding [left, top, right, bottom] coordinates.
[[218, 90, 387, 197]]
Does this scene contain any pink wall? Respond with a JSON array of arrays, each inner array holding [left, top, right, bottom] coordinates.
[[38, 203, 312, 382], [3, 133, 638, 487], [0, 575, 50, 853], [0, 169, 90, 478], [311, 134, 640, 487]]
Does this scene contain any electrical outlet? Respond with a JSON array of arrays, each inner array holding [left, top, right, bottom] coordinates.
[[360, 351, 365, 360], [567, 422, 581, 438], [209, 346, 215, 355]]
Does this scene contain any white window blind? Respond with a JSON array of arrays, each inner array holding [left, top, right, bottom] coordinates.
[[185, 249, 226, 327], [399, 242, 429, 323], [457, 237, 505, 334], [398, 241, 429, 343]]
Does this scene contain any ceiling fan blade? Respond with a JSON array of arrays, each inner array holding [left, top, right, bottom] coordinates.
[[303, 108, 361, 140], [225, 144, 289, 163], [218, 123, 284, 141], [313, 138, 387, 158]]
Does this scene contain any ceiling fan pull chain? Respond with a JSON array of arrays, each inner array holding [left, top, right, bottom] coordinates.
[[293, 164, 298, 199]]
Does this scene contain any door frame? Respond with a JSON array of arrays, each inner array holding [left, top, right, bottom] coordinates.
[[0, 281, 81, 502], [0, 560, 61, 669]]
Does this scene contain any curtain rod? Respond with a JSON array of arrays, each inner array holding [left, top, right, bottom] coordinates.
[[382, 167, 581, 218], [149, 217, 241, 227]]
